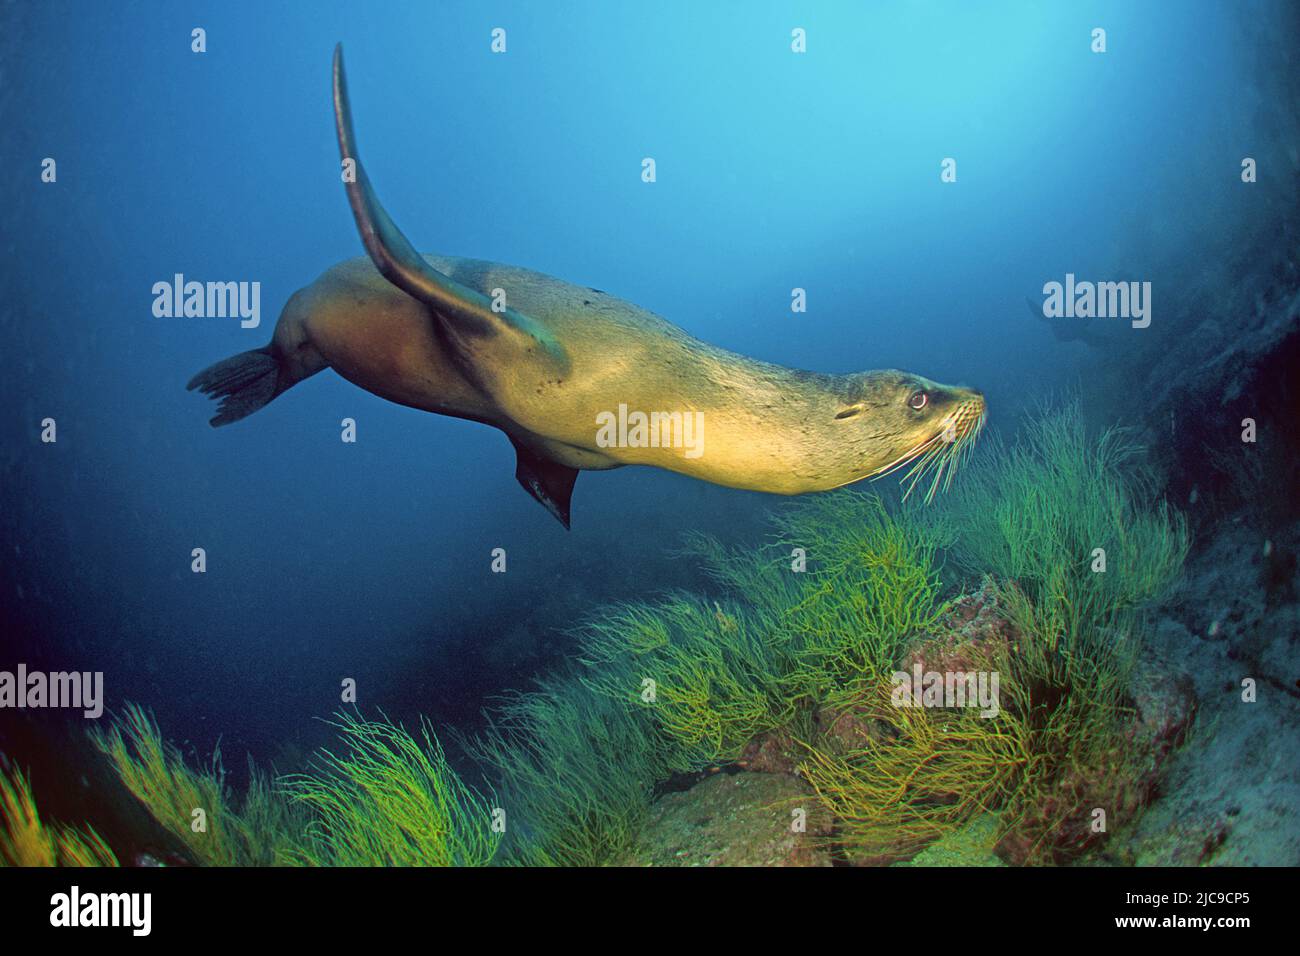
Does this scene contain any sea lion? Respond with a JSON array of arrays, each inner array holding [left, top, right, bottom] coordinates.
[[188, 45, 986, 528]]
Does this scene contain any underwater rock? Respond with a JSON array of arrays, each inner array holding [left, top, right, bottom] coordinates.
[[1155, 285, 1300, 533], [927, 583, 1196, 866], [737, 727, 802, 776], [1106, 517, 1300, 866], [1168, 519, 1299, 699], [994, 661, 1197, 866], [893, 813, 1005, 867], [1261, 540, 1298, 609], [771, 580, 1202, 866], [1128, 665, 1197, 759], [902, 579, 1016, 677], [729, 583, 1027, 867], [811, 705, 883, 754], [615, 771, 834, 867]]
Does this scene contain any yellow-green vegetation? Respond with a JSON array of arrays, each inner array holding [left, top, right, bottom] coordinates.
[[468, 495, 924, 864], [91, 703, 308, 866], [500, 402, 1187, 866], [937, 402, 1189, 862], [798, 679, 1027, 864], [283, 713, 499, 866], [467, 671, 667, 866], [571, 494, 948, 772], [90, 705, 496, 867], [798, 403, 1186, 863], [55, 401, 1187, 868], [773, 493, 951, 707], [0, 763, 118, 867], [579, 596, 795, 772], [944, 400, 1188, 651], [461, 490, 956, 865]]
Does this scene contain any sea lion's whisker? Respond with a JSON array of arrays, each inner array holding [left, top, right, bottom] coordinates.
[[901, 440, 947, 501], [886, 445, 940, 493], [873, 432, 944, 481], [898, 401, 986, 502], [878, 436, 939, 477]]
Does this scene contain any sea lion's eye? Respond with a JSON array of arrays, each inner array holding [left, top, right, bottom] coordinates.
[[908, 391, 928, 411]]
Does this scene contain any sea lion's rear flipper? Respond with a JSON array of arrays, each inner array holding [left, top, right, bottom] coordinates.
[[510, 437, 578, 530], [331, 44, 567, 375]]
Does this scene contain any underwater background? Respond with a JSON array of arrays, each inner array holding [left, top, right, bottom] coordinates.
[[1, 0, 1297, 867]]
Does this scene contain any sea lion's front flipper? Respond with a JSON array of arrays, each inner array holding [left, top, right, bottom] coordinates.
[[509, 437, 578, 530], [331, 44, 567, 374]]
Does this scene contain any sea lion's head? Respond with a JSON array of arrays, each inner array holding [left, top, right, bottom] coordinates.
[[834, 369, 986, 501]]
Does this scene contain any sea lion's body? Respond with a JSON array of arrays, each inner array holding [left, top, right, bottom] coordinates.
[[189, 46, 986, 527], [281, 254, 908, 493]]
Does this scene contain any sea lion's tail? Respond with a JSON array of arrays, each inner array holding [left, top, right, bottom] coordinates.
[[186, 346, 285, 427]]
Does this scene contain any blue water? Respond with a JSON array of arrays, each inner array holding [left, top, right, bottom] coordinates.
[[1, 1, 1293, 773]]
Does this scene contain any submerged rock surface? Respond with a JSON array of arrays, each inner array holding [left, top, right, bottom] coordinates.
[[616, 771, 834, 867]]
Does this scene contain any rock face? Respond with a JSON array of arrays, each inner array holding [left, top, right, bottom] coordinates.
[[737, 727, 802, 776], [903, 579, 1016, 677], [897, 814, 1005, 867], [616, 771, 834, 867], [1103, 518, 1300, 867]]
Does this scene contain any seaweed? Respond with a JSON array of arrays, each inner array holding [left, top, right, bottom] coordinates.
[[36, 402, 1190, 868], [0, 762, 118, 867], [282, 713, 499, 866]]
